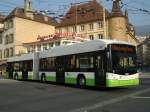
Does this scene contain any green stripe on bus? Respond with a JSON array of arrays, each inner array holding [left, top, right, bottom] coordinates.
[[28, 75, 33, 80], [4, 72, 9, 79], [106, 79, 140, 87], [18, 75, 22, 79], [86, 79, 95, 86], [65, 77, 77, 84], [65, 77, 95, 86], [46, 76, 56, 82]]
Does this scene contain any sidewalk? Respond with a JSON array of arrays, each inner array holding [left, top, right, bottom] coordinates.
[[140, 72, 150, 78], [0, 79, 19, 84]]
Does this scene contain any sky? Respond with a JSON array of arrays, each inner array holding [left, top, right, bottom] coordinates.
[[0, 0, 150, 26]]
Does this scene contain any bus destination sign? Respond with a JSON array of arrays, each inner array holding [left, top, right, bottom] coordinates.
[[111, 45, 135, 53]]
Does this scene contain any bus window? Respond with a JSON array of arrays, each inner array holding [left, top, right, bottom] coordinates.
[[96, 56, 103, 69], [47, 57, 55, 69], [27, 61, 33, 71], [67, 55, 76, 70], [76, 58, 79, 68], [40, 59, 48, 71], [40, 58, 56, 71], [79, 56, 94, 69]]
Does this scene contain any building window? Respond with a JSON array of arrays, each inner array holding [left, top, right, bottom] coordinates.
[[0, 33, 2, 44], [55, 41, 60, 46], [80, 25, 85, 31], [9, 47, 14, 57], [27, 47, 31, 53], [31, 46, 35, 52], [49, 43, 53, 48], [59, 29, 62, 33], [4, 22, 9, 30], [73, 26, 77, 32], [5, 34, 14, 44], [89, 23, 94, 31], [4, 48, 9, 58], [37, 45, 41, 51], [98, 21, 103, 29], [43, 44, 48, 51], [98, 34, 103, 39], [9, 34, 14, 43], [5, 35, 9, 44], [9, 20, 13, 28], [89, 35, 94, 40]]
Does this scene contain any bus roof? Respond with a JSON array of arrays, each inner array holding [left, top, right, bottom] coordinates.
[[7, 53, 33, 62], [39, 39, 135, 58], [7, 39, 135, 62]]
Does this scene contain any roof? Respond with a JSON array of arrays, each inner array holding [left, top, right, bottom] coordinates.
[[8, 53, 34, 62], [5, 7, 57, 26], [0, 15, 5, 23], [0, 28, 4, 32], [8, 39, 135, 62], [56, 0, 110, 27], [110, 0, 124, 18]]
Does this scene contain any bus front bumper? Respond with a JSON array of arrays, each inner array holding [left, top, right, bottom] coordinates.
[[106, 73, 140, 87]]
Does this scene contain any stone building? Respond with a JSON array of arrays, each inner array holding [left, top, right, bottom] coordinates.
[[0, 0, 57, 62], [137, 37, 150, 66], [0, 15, 5, 63], [56, 0, 137, 45]]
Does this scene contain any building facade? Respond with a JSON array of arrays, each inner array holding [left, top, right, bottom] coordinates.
[[0, 0, 57, 62], [137, 36, 150, 66], [0, 15, 5, 63], [56, 0, 137, 45]]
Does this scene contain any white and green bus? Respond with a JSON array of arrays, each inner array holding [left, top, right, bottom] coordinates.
[[7, 39, 139, 87]]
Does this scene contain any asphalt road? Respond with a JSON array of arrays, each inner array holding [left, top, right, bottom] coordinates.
[[0, 73, 150, 112]]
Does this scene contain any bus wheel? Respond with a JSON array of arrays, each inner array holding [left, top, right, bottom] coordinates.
[[41, 74, 46, 83], [14, 74, 18, 80], [77, 75, 86, 88]]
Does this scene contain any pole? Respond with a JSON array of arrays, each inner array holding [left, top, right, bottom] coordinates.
[[103, 4, 107, 39], [75, 0, 77, 35]]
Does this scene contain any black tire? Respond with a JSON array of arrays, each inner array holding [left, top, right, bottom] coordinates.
[[77, 75, 86, 88], [14, 73, 18, 80], [41, 74, 46, 82]]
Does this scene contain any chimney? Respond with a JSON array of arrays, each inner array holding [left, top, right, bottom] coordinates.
[[24, 0, 33, 19], [24, 0, 32, 13]]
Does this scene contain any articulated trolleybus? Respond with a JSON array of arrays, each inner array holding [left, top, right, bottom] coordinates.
[[7, 39, 139, 87]]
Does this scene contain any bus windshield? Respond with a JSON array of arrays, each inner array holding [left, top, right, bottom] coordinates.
[[111, 44, 137, 75], [112, 53, 136, 69]]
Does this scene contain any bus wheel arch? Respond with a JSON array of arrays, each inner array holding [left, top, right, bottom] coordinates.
[[41, 73, 46, 82], [77, 74, 86, 88], [14, 73, 18, 80]]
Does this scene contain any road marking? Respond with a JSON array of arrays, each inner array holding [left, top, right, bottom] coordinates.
[[131, 96, 150, 99], [0, 79, 19, 83], [71, 88, 150, 112]]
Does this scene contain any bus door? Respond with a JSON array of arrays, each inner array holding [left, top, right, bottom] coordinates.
[[56, 57, 65, 84], [7, 63, 13, 79], [95, 54, 106, 86], [22, 63, 28, 80]]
